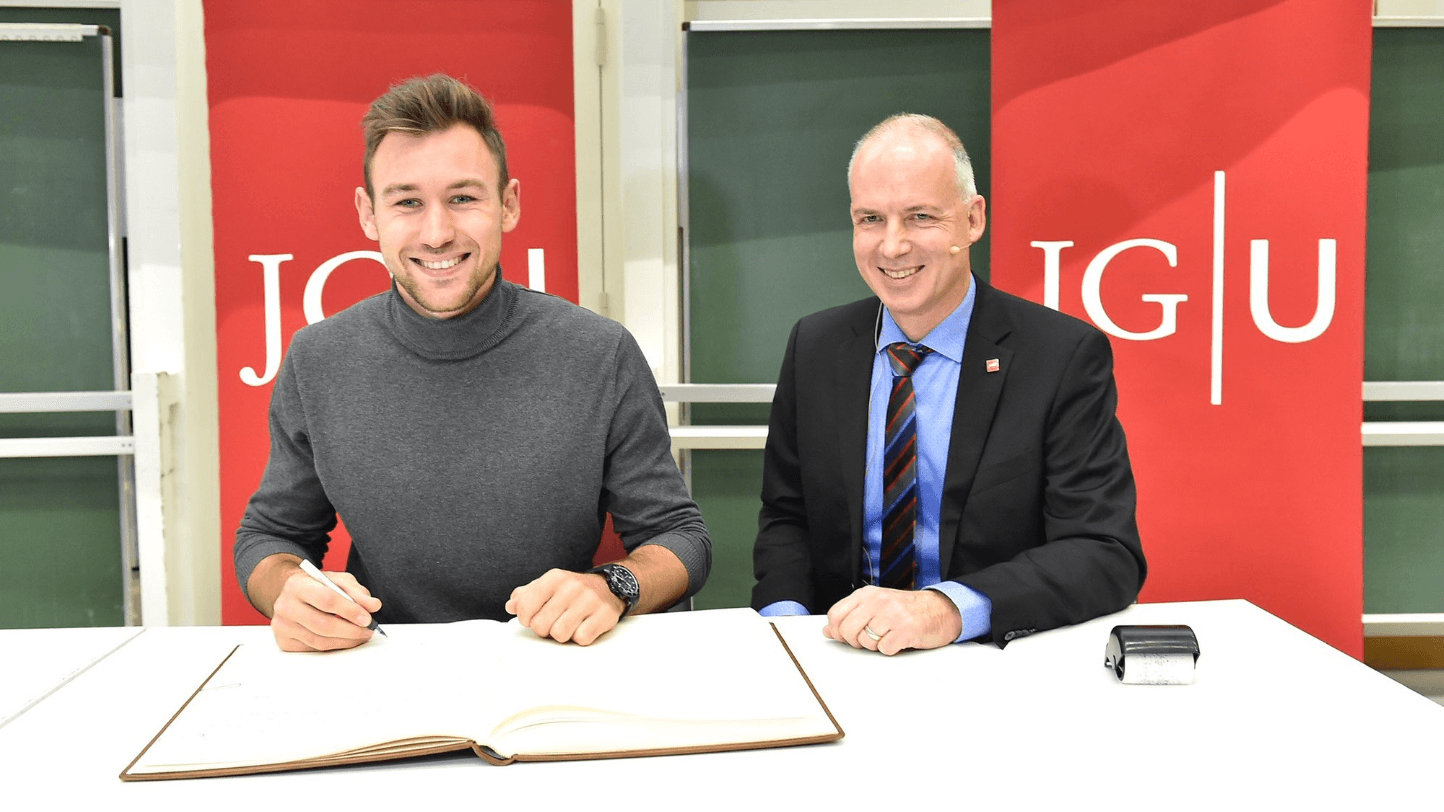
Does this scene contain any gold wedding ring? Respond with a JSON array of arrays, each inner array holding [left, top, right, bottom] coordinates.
[[864, 625, 883, 642]]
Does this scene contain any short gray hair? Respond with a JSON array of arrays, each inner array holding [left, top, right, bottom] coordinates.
[[848, 113, 976, 199]]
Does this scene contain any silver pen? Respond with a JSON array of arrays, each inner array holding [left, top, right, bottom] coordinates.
[[299, 559, 387, 637]]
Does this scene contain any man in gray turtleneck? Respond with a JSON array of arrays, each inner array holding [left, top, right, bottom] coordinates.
[[235, 74, 710, 652]]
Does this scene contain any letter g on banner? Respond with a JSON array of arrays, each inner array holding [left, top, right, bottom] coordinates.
[[1082, 239, 1187, 341]]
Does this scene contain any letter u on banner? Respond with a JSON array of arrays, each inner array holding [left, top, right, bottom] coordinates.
[[1249, 239, 1336, 343]]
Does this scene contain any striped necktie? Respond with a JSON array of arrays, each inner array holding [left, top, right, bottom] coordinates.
[[880, 342, 931, 590]]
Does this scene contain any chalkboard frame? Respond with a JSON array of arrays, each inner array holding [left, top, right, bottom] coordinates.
[[0, 18, 134, 627]]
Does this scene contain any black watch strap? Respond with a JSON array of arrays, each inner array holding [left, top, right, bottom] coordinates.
[[588, 563, 639, 619]]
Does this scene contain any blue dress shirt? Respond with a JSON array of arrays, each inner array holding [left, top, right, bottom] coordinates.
[[762, 277, 993, 643]]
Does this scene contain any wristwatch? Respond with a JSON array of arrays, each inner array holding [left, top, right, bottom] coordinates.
[[589, 563, 640, 620]]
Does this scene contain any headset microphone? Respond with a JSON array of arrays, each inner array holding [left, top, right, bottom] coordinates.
[[950, 245, 962, 254]]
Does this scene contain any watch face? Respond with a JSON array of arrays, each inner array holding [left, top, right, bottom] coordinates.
[[607, 565, 639, 600]]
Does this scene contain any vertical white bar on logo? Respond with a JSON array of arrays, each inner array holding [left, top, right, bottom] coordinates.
[[528, 248, 546, 293], [1211, 171, 1225, 406]]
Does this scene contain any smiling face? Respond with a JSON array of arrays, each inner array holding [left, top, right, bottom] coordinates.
[[355, 123, 520, 319], [849, 130, 985, 341]]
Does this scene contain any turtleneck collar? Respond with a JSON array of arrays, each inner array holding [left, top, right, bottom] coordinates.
[[383, 265, 518, 361]]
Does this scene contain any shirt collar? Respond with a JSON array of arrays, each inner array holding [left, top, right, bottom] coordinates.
[[385, 264, 517, 361], [876, 272, 976, 364]]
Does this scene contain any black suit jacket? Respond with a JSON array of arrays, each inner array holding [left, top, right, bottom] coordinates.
[[752, 279, 1146, 646]]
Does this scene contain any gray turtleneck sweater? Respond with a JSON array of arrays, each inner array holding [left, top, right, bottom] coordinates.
[[235, 276, 711, 623]]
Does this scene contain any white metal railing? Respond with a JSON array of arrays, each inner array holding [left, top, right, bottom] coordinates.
[[1364, 613, 1444, 637], [1362, 422, 1444, 447], [664, 382, 1444, 632], [657, 383, 774, 403], [1361, 381, 1444, 633], [0, 390, 133, 413], [660, 383, 1444, 449], [1361, 380, 1444, 447], [0, 436, 134, 458], [670, 426, 769, 449], [662, 384, 773, 450], [1364, 381, 1444, 401], [0, 391, 135, 459]]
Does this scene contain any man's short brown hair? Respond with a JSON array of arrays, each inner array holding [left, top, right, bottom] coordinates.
[[361, 73, 509, 197]]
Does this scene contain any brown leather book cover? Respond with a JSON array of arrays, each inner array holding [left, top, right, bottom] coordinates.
[[121, 612, 842, 781]]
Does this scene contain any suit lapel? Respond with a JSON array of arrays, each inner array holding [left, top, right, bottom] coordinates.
[[836, 304, 878, 589], [939, 281, 1013, 577]]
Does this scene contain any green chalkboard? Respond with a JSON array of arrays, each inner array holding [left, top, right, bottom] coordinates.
[[0, 9, 125, 628], [684, 28, 991, 610], [1362, 27, 1444, 615]]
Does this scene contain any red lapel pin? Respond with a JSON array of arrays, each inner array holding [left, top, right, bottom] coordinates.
[[986, 358, 1001, 373]]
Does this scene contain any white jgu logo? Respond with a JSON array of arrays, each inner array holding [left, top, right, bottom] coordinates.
[[1029, 171, 1336, 406], [239, 248, 548, 387]]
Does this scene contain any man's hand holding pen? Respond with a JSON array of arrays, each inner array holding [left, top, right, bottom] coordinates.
[[249, 553, 384, 652]]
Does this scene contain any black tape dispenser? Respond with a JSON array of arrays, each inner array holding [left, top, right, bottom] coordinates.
[[1104, 625, 1200, 685]]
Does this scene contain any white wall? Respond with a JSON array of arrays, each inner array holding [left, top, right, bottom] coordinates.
[[122, 0, 220, 625], [603, 0, 683, 384]]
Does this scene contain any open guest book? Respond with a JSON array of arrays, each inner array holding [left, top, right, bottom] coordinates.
[[120, 607, 842, 780]]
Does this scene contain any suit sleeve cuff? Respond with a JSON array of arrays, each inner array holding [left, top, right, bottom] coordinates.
[[926, 581, 992, 643], [759, 600, 810, 617]]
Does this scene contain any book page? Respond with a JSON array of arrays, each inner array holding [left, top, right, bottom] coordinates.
[[129, 610, 840, 774], [489, 608, 838, 755], [129, 621, 506, 774]]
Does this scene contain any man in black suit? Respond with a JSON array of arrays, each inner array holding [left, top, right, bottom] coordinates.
[[752, 114, 1145, 654]]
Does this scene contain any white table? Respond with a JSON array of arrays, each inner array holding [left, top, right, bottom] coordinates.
[[2, 600, 1440, 808], [0, 626, 141, 728]]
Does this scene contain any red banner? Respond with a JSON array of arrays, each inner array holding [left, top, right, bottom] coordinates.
[[992, 0, 1370, 656], [206, 1, 576, 624]]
